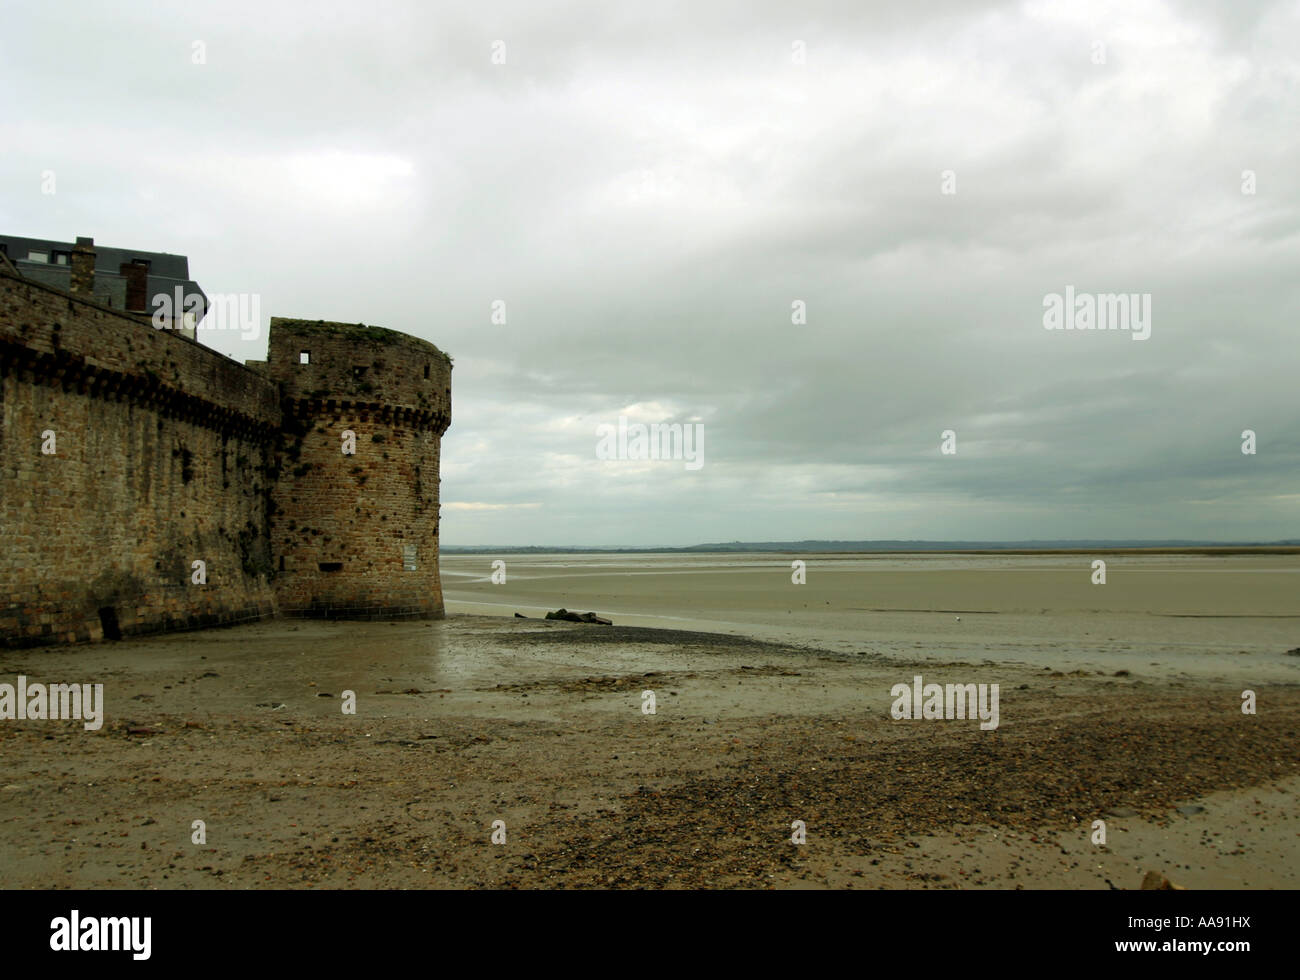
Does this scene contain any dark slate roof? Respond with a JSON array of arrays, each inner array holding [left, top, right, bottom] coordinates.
[[0, 233, 207, 319]]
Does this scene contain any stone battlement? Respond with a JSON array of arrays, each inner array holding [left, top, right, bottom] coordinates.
[[0, 268, 452, 647]]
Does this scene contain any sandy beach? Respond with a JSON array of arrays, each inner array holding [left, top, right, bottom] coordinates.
[[2, 553, 1297, 889]]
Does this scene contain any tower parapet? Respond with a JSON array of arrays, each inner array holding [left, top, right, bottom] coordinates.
[[267, 318, 452, 619]]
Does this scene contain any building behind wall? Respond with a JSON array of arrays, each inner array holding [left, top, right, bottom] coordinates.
[[0, 234, 208, 338]]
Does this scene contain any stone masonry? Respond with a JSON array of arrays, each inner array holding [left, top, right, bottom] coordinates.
[[0, 262, 451, 647], [261, 318, 452, 619]]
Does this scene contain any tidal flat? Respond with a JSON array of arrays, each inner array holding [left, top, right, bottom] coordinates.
[[1, 551, 1297, 889]]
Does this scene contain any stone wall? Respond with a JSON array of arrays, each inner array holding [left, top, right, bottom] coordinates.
[[0, 270, 280, 646], [1, 273, 453, 647], [266, 319, 452, 619]]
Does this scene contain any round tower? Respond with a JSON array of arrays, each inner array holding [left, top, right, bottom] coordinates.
[[266, 318, 451, 619]]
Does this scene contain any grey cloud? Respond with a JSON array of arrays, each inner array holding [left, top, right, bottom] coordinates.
[[2, 0, 1296, 545]]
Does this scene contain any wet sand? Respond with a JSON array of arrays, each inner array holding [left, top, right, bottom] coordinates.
[[444, 552, 1300, 681], [0, 611, 1296, 889]]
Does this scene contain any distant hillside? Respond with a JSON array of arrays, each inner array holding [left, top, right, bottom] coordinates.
[[441, 539, 1300, 554]]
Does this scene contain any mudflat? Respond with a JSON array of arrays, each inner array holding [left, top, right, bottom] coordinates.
[[444, 551, 1300, 681], [1, 606, 1296, 889]]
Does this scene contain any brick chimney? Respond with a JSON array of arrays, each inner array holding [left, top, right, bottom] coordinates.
[[120, 261, 148, 312], [70, 237, 96, 296]]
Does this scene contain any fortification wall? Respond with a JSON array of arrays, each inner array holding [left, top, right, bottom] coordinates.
[[266, 319, 452, 619], [0, 270, 280, 646]]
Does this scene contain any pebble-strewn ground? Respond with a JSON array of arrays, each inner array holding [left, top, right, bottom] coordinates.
[[0, 617, 1296, 889]]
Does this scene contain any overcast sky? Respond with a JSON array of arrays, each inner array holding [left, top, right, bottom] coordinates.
[[3, 1, 1297, 545]]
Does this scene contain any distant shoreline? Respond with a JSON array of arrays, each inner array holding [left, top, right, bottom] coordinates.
[[443, 545, 1300, 556]]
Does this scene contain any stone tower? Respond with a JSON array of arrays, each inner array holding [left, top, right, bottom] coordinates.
[[266, 318, 452, 619]]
